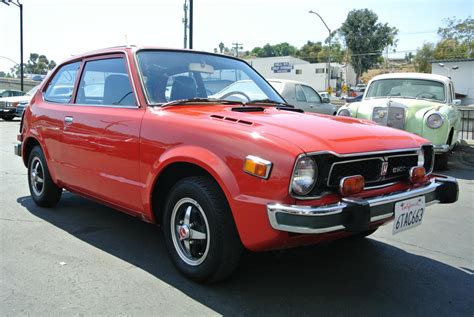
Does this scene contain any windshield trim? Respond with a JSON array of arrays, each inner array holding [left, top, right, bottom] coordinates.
[[366, 78, 447, 104], [134, 48, 285, 107]]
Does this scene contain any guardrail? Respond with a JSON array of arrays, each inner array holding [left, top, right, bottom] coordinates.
[[459, 106, 473, 140]]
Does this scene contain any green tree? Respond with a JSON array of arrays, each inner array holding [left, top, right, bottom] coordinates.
[[250, 43, 298, 57], [10, 53, 56, 77], [296, 41, 323, 62], [414, 43, 435, 73], [317, 43, 345, 64], [339, 9, 398, 82], [438, 17, 473, 43], [0, 71, 6, 78]]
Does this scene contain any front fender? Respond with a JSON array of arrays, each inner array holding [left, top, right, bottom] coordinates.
[[143, 144, 240, 217]]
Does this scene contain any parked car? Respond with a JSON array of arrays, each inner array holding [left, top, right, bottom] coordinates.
[[0, 89, 25, 98], [15, 47, 458, 283], [337, 73, 462, 169], [0, 85, 39, 121], [268, 79, 337, 115]]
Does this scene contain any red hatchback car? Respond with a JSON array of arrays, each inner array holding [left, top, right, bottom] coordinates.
[[15, 46, 458, 283]]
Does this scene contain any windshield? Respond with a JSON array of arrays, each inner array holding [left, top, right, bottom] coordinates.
[[366, 79, 446, 102], [136, 50, 284, 105]]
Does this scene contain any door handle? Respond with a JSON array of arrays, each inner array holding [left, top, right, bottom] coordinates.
[[64, 116, 73, 125]]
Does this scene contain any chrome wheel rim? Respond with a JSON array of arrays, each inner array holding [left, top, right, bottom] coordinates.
[[170, 197, 210, 266], [30, 157, 45, 197]]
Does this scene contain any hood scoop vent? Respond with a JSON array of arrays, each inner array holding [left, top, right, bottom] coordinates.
[[210, 115, 254, 126], [231, 106, 265, 112]]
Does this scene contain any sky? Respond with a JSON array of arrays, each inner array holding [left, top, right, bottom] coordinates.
[[0, 0, 472, 73]]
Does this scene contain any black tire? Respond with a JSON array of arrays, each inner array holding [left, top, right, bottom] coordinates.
[[163, 176, 242, 283], [2, 115, 14, 121], [348, 228, 378, 240], [27, 146, 62, 207], [435, 152, 449, 171]]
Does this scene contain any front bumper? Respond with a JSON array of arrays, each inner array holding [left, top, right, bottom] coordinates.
[[0, 108, 16, 116], [267, 176, 458, 234], [14, 143, 21, 157], [433, 144, 450, 153]]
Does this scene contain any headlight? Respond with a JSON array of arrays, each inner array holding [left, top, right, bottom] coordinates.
[[291, 157, 317, 196], [5, 102, 12, 108], [426, 113, 444, 129], [338, 108, 352, 117]]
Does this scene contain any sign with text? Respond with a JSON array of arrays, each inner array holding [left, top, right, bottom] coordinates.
[[271, 62, 294, 73]]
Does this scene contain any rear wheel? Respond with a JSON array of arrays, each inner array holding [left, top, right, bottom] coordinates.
[[163, 176, 242, 283], [28, 146, 62, 207]]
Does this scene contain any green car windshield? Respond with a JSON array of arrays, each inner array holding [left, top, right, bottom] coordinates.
[[366, 79, 446, 102], [136, 50, 284, 105]]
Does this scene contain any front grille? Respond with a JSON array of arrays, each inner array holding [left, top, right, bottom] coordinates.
[[326, 152, 419, 189], [372, 106, 406, 130], [386, 155, 418, 177], [0, 101, 5, 108], [328, 158, 382, 186]]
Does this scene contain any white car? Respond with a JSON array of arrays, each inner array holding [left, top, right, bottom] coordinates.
[[0, 85, 39, 121], [268, 79, 337, 115]]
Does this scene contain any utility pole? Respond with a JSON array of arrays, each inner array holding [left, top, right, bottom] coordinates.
[[189, 0, 193, 49], [2, 0, 24, 91], [182, 0, 188, 49], [309, 10, 331, 91], [232, 43, 243, 57]]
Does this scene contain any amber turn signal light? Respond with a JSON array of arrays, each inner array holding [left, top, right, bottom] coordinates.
[[339, 175, 365, 196], [409, 166, 426, 184], [243, 155, 272, 179]]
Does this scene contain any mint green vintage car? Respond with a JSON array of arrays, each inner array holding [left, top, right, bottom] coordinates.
[[337, 73, 462, 169]]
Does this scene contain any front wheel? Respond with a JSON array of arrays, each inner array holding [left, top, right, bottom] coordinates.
[[28, 146, 62, 207], [163, 176, 242, 283], [2, 115, 14, 121]]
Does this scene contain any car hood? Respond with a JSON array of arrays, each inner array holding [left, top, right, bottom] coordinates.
[[166, 105, 426, 155]]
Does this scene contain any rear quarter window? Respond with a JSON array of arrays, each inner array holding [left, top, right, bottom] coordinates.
[[44, 62, 81, 103]]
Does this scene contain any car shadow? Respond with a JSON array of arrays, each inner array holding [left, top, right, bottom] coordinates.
[[17, 194, 473, 316], [441, 146, 474, 180]]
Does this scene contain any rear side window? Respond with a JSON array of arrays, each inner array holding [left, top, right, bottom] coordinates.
[[301, 85, 322, 103], [44, 62, 80, 103], [76, 58, 136, 106], [295, 85, 306, 102]]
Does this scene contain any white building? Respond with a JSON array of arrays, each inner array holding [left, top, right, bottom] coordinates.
[[244, 56, 357, 92], [431, 58, 474, 105]]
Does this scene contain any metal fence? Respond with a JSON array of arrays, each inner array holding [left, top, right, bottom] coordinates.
[[459, 106, 474, 140]]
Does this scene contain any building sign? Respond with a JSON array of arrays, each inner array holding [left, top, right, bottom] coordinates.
[[271, 62, 294, 73]]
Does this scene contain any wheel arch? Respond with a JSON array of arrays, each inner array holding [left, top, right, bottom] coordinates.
[[146, 146, 240, 225]]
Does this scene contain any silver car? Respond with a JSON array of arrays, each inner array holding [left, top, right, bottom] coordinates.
[[268, 79, 337, 115]]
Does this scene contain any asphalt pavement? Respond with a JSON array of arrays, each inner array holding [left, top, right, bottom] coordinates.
[[1, 118, 473, 316]]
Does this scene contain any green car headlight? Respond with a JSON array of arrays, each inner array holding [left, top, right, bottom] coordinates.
[[426, 113, 444, 129], [338, 108, 352, 117]]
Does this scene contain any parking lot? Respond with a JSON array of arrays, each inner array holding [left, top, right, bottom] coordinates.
[[0, 118, 472, 316]]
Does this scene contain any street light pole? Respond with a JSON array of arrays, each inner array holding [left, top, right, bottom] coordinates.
[[189, 0, 193, 49], [309, 10, 331, 91], [1, 0, 24, 91]]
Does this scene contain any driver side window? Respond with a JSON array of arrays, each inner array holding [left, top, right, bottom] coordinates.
[[75, 57, 136, 106]]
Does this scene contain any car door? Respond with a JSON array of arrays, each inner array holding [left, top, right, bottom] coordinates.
[[60, 54, 145, 212], [301, 84, 333, 115], [35, 61, 82, 179]]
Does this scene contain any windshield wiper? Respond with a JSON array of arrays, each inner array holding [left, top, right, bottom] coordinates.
[[160, 98, 245, 107]]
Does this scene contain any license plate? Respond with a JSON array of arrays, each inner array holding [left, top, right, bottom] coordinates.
[[392, 196, 425, 234]]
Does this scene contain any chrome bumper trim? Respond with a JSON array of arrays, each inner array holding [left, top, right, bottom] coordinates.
[[267, 176, 457, 234], [433, 144, 449, 153], [14, 143, 21, 157]]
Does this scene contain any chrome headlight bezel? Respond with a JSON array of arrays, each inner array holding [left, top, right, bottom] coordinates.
[[426, 112, 444, 129], [290, 156, 318, 196], [337, 108, 352, 117]]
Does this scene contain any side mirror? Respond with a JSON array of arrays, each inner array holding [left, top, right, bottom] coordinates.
[[453, 99, 461, 106], [322, 97, 330, 103]]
